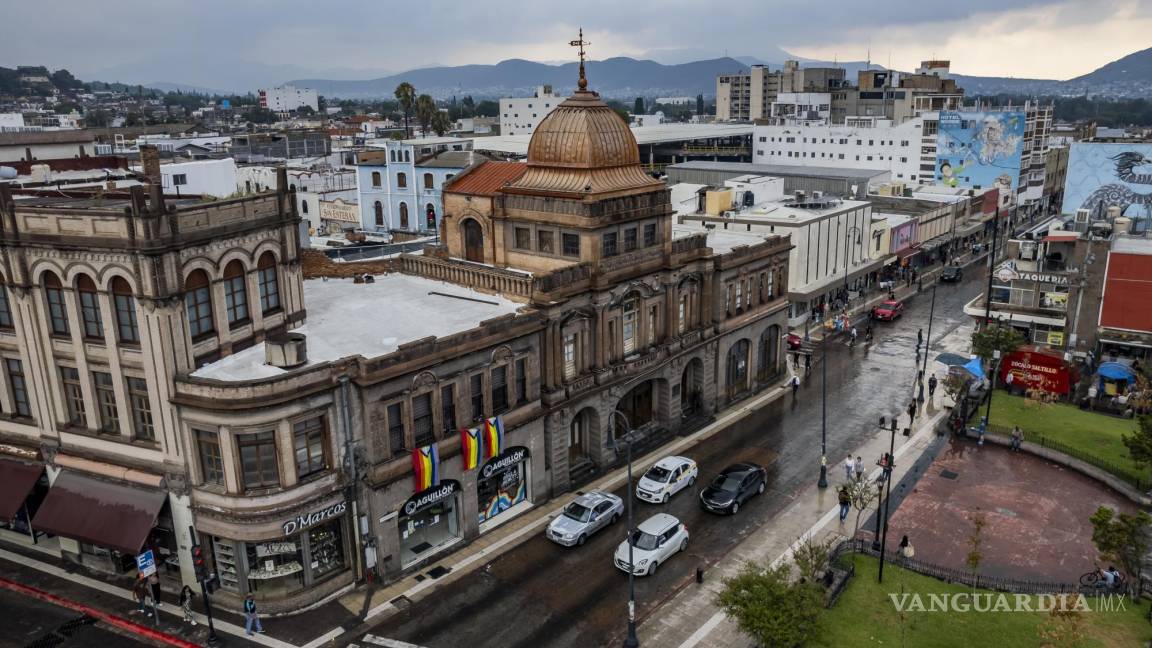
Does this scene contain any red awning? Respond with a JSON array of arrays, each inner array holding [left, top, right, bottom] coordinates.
[[896, 246, 921, 260], [0, 459, 42, 519], [32, 472, 166, 555]]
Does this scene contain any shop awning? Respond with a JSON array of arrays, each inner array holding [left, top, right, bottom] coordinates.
[[0, 459, 42, 519], [32, 472, 166, 555], [896, 246, 921, 260]]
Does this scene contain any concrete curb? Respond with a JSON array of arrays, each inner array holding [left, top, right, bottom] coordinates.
[[980, 432, 1152, 506], [0, 575, 202, 648]]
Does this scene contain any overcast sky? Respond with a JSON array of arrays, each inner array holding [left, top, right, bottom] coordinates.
[[1, 0, 1148, 90]]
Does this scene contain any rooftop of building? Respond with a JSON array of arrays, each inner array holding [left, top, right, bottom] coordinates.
[[672, 222, 774, 255], [668, 160, 889, 181], [1112, 236, 1152, 255], [446, 161, 528, 196], [190, 275, 523, 382], [0, 129, 96, 145], [417, 150, 482, 168]]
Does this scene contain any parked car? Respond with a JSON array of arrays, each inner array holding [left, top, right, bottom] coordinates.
[[546, 491, 624, 547], [699, 463, 768, 514], [636, 456, 698, 504], [872, 300, 904, 321], [786, 333, 803, 350], [613, 513, 689, 576], [940, 265, 963, 282]]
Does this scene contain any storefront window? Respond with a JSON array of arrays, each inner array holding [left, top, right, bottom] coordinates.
[[399, 481, 462, 567], [246, 538, 304, 597], [478, 447, 529, 525], [308, 520, 345, 579]]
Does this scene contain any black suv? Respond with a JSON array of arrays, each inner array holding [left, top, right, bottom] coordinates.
[[940, 265, 962, 282]]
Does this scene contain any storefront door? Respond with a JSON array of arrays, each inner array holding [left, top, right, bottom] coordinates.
[[478, 447, 530, 525], [399, 480, 462, 567]]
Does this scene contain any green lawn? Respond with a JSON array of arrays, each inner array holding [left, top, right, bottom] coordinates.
[[985, 392, 1145, 485], [813, 555, 1152, 648]]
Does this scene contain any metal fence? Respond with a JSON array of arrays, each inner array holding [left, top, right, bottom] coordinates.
[[323, 240, 429, 262]]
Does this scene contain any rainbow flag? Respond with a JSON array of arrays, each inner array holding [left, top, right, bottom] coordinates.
[[412, 444, 439, 491], [482, 416, 505, 460], [460, 427, 481, 471]]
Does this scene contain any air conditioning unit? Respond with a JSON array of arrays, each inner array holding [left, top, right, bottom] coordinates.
[[1075, 208, 1090, 224], [265, 333, 308, 369], [794, 190, 806, 203], [812, 190, 824, 200]]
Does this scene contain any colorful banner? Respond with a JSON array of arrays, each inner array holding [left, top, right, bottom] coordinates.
[[482, 417, 505, 460], [460, 427, 481, 471], [935, 111, 1025, 192], [412, 444, 439, 492]]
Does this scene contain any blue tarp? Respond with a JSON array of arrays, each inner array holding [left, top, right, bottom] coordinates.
[[962, 357, 986, 380], [1097, 362, 1136, 383]]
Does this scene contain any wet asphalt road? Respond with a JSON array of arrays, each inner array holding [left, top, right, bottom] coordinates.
[[2, 587, 157, 648], [356, 274, 985, 648]]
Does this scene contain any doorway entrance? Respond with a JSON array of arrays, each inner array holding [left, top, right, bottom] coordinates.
[[462, 219, 484, 263]]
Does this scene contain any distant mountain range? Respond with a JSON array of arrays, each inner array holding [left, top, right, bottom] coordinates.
[[125, 46, 1152, 101]]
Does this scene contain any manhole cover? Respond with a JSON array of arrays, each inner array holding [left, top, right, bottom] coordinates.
[[940, 469, 959, 480], [390, 595, 412, 610], [427, 565, 452, 579]]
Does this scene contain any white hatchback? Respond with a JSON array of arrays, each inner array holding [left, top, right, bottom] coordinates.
[[613, 513, 689, 576], [635, 456, 698, 504]]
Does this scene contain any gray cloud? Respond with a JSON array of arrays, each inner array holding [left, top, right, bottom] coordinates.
[[0, 0, 1140, 90]]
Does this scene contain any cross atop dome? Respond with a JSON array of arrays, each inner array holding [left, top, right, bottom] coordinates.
[[569, 28, 590, 91]]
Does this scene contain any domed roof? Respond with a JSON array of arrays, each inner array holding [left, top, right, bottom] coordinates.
[[504, 88, 663, 198]]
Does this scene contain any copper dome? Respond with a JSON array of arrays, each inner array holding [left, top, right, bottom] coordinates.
[[504, 89, 663, 198]]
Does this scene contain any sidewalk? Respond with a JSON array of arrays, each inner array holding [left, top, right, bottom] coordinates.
[[640, 322, 975, 648], [0, 376, 796, 648]]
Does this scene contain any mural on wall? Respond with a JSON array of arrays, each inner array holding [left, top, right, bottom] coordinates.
[[1061, 143, 1152, 217], [935, 111, 1025, 193]]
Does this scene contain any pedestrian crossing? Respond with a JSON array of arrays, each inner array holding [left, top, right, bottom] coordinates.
[[355, 633, 428, 648]]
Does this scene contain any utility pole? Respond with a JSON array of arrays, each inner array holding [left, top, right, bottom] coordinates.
[[982, 206, 1000, 328], [917, 283, 938, 403]]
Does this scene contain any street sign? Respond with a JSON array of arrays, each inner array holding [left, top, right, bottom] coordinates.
[[136, 549, 156, 577]]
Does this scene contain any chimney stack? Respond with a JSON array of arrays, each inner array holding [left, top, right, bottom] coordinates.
[[139, 144, 162, 185]]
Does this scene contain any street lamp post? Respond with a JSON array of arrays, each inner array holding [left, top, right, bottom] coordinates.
[[873, 415, 899, 583], [980, 349, 1003, 438], [983, 206, 1000, 329], [608, 410, 640, 648], [917, 283, 938, 403], [818, 335, 828, 488]]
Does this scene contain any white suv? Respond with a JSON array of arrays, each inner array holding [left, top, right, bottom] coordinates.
[[613, 513, 689, 576], [635, 456, 698, 504]]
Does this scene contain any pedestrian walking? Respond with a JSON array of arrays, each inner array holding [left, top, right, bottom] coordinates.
[[916, 328, 924, 349], [838, 486, 851, 523], [899, 535, 915, 563], [877, 453, 890, 483], [1010, 425, 1024, 452], [179, 585, 197, 626], [853, 456, 864, 481], [132, 575, 152, 617], [907, 399, 917, 423], [148, 571, 161, 608], [805, 352, 811, 373], [790, 374, 800, 396], [844, 455, 855, 481], [244, 593, 264, 636], [928, 373, 938, 399]]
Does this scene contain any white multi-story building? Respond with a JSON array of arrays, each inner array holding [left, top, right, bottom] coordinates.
[[259, 84, 320, 113], [499, 85, 563, 136], [356, 138, 478, 235], [753, 116, 932, 185]]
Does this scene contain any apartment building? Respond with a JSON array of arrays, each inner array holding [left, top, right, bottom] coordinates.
[[716, 61, 847, 122], [258, 84, 320, 113], [499, 85, 563, 135]]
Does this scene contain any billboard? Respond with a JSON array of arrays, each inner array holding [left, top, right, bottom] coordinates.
[[999, 348, 1074, 396], [1061, 143, 1152, 216], [935, 111, 1025, 193]]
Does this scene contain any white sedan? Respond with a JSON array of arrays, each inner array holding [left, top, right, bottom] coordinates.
[[613, 513, 689, 576], [635, 456, 698, 504]]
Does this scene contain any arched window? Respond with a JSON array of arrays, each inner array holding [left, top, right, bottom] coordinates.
[[301, 200, 309, 214], [184, 269, 214, 339], [112, 277, 139, 344], [222, 260, 249, 325], [389, 150, 396, 162], [76, 274, 103, 340], [371, 171, 382, 187], [397, 172, 407, 189], [290, 183, 296, 191], [726, 339, 750, 399], [404, 150, 410, 162], [257, 252, 280, 314], [43, 271, 69, 335], [622, 298, 638, 355], [423, 173, 434, 189], [399, 202, 409, 229], [374, 200, 384, 226], [425, 203, 436, 230]]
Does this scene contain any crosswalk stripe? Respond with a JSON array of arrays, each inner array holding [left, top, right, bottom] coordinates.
[[361, 634, 428, 648]]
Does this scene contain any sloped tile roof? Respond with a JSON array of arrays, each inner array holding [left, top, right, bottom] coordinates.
[[446, 161, 526, 196]]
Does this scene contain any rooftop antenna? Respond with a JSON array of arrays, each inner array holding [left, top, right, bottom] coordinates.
[[569, 28, 591, 91]]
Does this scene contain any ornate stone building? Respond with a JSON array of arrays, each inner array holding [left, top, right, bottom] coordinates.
[[0, 69, 793, 614]]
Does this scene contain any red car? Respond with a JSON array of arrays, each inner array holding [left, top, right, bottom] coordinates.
[[873, 300, 904, 321], [786, 333, 803, 350]]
